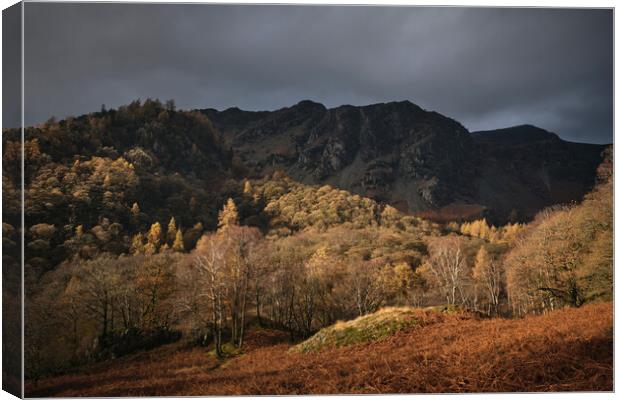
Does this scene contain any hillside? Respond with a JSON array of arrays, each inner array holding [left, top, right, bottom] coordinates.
[[26, 302, 613, 396], [204, 102, 606, 222], [472, 125, 607, 221], [3, 100, 241, 275]]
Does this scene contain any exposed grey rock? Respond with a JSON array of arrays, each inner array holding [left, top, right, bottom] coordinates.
[[203, 101, 606, 223]]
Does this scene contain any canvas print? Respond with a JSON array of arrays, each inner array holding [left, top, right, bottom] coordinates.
[[2, 2, 614, 397]]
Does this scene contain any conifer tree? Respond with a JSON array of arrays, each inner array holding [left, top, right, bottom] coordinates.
[[147, 222, 163, 252], [130, 202, 142, 230], [167, 217, 178, 243], [131, 233, 145, 255], [243, 180, 253, 196], [218, 198, 239, 230], [173, 229, 185, 252]]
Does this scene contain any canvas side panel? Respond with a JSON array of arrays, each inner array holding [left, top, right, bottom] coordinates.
[[2, 2, 24, 398]]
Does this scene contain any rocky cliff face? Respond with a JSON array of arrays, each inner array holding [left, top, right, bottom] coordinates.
[[204, 101, 477, 209], [203, 101, 607, 223]]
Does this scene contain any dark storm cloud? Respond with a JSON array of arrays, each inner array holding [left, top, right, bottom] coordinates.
[[19, 4, 612, 143], [3, 3, 21, 129]]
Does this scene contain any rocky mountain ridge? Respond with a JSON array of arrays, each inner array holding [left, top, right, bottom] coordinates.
[[203, 100, 607, 223]]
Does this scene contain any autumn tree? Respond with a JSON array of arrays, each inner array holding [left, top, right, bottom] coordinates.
[[302, 246, 348, 328], [57, 276, 85, 357], [422, 235, 470, 305], [130, 233, 145, 255], [145, 222, 163, 254], [218, 198, 239, 230], [243, 180, 253, 197], [167, 217, 178, 244], [380, 205, 400, 228], [75, 256, 120, 345], [505, 172, 612, 315], [173, 229, 185, 252], [385, 262, 423, 306], [193, 234, 228, 357], [473, 245, 503, 315], [133, 254, 177, 331], [279, 245, 337, 337], [222, 225, 262, 347], [247, 240, 274, 326], [179, 224, 262, 350], [348, 259, 387, 316], [261, 238, 309, 339]]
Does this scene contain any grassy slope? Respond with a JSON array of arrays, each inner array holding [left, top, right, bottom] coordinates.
[[291, 307, 456, 353], [26, 302, 613, 396]]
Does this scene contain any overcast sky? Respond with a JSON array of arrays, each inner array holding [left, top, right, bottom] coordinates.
[[12, 4, 613, 143]]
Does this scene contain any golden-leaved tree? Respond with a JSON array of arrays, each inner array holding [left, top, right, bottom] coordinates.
[[218, 198, 239, 229], [472, 245, 503, 315]]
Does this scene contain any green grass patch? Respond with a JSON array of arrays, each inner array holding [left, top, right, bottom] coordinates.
[[291, 307, 420, 353]]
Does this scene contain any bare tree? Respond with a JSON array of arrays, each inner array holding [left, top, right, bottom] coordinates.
[[423, 236, 469, 305], [349, 260, 386, 316], [249, 241, 274, 327], [57, 276, 85, 356], [473, 246, 503, 315], [77, 256, 121, 345], [193, 234, 228, 357], [223, 225, 262, 348]]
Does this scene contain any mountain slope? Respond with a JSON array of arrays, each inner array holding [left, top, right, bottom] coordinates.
[[204, 102, 607, 222], [472, 125, 607, 221], [204, 100, 478, 210]]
